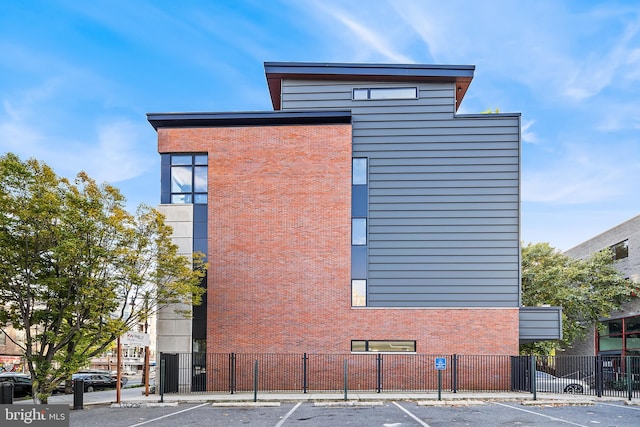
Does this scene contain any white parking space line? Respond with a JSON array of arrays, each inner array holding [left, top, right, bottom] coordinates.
[[494, 402, 588, 427], [274, 402, 302, 427], [127, 402, 210, 427], [598, 402, 640, 411], [392, 401, 431, 427]]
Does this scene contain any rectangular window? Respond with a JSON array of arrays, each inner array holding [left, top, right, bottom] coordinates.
[[599, 336, 623, 351], [170, 153, 208, 205], [351, 340, 416, 352], [352, 280, 366, 307], [194, 166, 208, 192], [353, 88, 369, 100], [194, 154, 208, 165], [352, 158, 367, 185], [171, 166, 193, 193], [171, 155, 192, 165], [352, 218, 367, 245], [352, 87, 418, 100], [602, 319, 623, 334], [611, 240, 629, 260]]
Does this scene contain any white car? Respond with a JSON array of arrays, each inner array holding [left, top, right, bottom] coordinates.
[[535, 371, 590, 394]]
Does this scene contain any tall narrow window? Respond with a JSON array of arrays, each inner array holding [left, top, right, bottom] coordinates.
[[352, 218, 367, 245], [353, 158, 367, 185], [352, 280, 367, 307]]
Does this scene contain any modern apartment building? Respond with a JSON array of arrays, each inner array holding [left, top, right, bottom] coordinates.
[[148, 61, 561, 358], [564, 214, 640, 357]]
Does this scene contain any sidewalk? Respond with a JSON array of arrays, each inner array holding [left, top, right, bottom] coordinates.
[[18, 388, 637, 408]]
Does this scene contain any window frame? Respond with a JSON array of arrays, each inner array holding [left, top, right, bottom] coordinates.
[[352, 218, 367, 245], [352, 87, 418, 101], [170, 153, 208, 205], [351, 279, 367, 307], [351, 340, 417, 353], [610, 240, 629, 261]]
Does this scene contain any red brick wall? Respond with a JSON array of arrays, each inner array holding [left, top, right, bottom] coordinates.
[[158, 124, 520, 357]]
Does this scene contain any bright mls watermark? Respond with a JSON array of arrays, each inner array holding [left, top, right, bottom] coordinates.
[[1, 405, 69, 426]]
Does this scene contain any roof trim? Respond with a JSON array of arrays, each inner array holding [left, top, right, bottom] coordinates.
[[147, 110, 352, 130], [264, 61, 475, 111]]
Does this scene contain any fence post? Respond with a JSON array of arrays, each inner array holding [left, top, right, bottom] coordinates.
[[302, 353, 308, 394], [376, 353, 383, 393], [595, 354, 603, 398], [344, 359, 348, 401], [253, 360, 258, 402], [530, 355, 536, 401], [229, 353, 236, 394], [627, 356, 632, 401], [452, 354, 458, 393], [159, 354, 165, 403]]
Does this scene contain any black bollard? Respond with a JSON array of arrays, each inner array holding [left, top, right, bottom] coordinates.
[[73, 379, 84, 410], [0, 382, 13, 404]]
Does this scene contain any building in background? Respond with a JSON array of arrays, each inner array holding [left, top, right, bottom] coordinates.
[[564, 214, 640, 357], [0, 327, 25, 372], [147, 62, 561, 361]]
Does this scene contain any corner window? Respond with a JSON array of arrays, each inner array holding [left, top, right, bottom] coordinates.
[[353, 87, 418, 100], [351, 340, 416, 352], [170, 154, 208, 204]]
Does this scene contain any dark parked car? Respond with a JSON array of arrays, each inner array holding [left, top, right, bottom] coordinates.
[[0, 372, 32, 397], [57, 373, 120, 393]]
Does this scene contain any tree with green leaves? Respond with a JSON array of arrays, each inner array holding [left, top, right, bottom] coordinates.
[[0, 153, 206, 403], [520, 242, 635, 354]]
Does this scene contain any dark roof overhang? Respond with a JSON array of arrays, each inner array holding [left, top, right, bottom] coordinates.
[[265, 61, 475, 112], [147, 110, 352, 130]]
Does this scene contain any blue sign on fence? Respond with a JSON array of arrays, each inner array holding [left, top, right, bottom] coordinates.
[[435, 357, 446, 370]]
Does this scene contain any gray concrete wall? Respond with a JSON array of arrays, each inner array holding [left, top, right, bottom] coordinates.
[[155, 204, 194, 355]]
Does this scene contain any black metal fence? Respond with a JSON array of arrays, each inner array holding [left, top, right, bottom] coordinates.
[[158, 352, 640, 398]]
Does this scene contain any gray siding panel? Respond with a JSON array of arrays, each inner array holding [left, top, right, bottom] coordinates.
[[280, 78, 520, 308], [519, 307, 563, 342]]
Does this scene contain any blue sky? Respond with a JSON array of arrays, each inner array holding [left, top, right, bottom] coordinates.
[[1, 0, 639, 251]]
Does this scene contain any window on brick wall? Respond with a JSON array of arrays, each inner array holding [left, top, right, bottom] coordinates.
[[351, 340, 416, 352], [171, 154, 208, 204], [352, 280, 366, 307]]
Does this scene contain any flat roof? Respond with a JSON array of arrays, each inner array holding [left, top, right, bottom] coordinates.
[[264, 61, 475, 111], [147, 110, 352, 130]]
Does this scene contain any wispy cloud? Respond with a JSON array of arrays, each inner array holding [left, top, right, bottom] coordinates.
[[300, 0, 415, 63], [521, 120, 538, 144], [522, 140, 640, 204]]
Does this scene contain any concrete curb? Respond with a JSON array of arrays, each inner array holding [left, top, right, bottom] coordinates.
[[313, 401, 384, 407], [110, 402, 179, 408], [520, 400, 594, 406], [210, 402, 281, 407], [417, 399, 486, 406]]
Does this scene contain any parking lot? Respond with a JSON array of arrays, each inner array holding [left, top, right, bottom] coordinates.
[[67, 400, 640, 427]]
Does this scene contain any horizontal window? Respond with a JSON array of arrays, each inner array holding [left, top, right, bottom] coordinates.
[[351, 340, 416, 352], [353, 87, 418, 100]]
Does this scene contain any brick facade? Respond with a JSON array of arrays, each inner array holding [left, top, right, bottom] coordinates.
[[158, 124, 519, 356]]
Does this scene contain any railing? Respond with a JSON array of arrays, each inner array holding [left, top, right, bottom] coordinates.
[[158, 352, 640, 399]]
